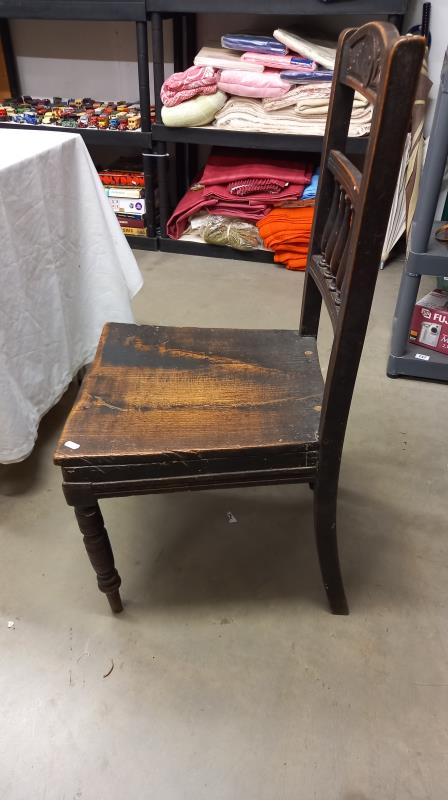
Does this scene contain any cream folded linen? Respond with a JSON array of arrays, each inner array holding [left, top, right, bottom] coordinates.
[[194, 46, 264, 71], [262, 83, 368, 113], [273, 29, 336, 70], [214, 96, 372, 137]]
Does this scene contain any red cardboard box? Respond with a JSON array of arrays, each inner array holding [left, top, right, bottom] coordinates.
[[409, 289, 448, 353]]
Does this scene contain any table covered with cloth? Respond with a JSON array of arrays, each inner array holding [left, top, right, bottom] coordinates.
[[0, 130, 143, 463]]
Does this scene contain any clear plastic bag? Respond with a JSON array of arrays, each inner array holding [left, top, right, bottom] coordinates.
[[200, 215, 263, 251]]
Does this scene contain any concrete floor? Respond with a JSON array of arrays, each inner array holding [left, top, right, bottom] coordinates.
[[1, 252, 448, 799]]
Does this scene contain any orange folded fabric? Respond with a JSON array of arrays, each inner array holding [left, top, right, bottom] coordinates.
[[257, 206, 314, 270]]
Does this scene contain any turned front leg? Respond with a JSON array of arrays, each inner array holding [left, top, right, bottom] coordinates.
[[74, 503, 123, 613]]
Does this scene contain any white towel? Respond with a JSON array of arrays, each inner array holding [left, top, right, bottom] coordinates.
[[273, 30, 336, 70], [194, 46, 264, 72]]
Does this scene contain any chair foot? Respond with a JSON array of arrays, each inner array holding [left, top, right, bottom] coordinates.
[[313, 486, 349, 615], [74, 503, 122, 613], [107, 589, 124, 614]]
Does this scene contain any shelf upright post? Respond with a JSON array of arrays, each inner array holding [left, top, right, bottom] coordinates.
[[388, 48, 448, 379], [387, 14, 404, 32], [151, 11, 170, 236], [172, 13, 188, 199], [0, 19, 20, 97], [136, 19, 155, 237], [183, 13, 198, 184]]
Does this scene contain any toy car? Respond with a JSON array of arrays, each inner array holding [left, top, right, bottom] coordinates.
[[127, 113, 141, 130], [60, 118, 78, 127], [118, 118, 128, 131], [97, 114, 109, 129], [24, 112, 38, 124], [0, 107, 7, 118]]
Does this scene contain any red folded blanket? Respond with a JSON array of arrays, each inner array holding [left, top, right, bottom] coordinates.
[[200, 153, 313, 187], [167, 181, 309, 238], [167, 152, 314, 239]]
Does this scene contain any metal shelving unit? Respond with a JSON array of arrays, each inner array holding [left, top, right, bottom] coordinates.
[[0, 0, 410, 261], [0, 121, 152, 146], [388, 49, 448, 381], [0, 0, 157, 250], [149, 0, 408, 262], [0, 1, 147, 21], [151, 124, 369, 154]]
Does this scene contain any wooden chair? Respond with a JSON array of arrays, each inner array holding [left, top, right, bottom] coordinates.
[[54, 22, 424, 615]]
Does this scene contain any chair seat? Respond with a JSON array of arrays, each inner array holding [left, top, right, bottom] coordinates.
[[55, 323, 323, 482]]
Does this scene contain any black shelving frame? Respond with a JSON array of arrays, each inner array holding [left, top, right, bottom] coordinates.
[[0, 1, 409, 261], [0, 0, 157, 250], [149, 1, 408, 262]]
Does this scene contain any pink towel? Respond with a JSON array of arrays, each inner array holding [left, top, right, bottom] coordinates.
[[161, 65, 219, 107], [217, 69, 290, 99], [241, 52, 317, 71]]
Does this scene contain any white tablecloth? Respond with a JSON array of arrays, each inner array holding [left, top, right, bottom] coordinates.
[[0, 130, 143, 463]]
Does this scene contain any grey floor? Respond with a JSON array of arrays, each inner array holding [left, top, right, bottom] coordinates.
[[1, 252, 448, 800]]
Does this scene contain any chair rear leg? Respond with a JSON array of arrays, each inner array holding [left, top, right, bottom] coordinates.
[[74, 503, 123, 613], [313, 482, 348, 614]]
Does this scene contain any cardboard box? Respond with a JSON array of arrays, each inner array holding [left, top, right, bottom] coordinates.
[[98, 169, 144, 187], [121, 226, 148, 237], [108, 196, 146, 215], [104, 186, 144, 199], [409, 289, 448, 353], [117, 214, 146, 229]]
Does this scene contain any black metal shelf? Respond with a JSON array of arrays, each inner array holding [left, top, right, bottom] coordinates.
[[0, 121, 151, 147], [159, 236, 275, 264], [147, 0, 406, 14], [125, 234, 158, 251], [0, 1, 146, 21], [388, 342, 448, 382], [152, 123, 369, 154]]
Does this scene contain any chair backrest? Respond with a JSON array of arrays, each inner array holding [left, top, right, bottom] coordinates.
[[299, 22, 425, 482]]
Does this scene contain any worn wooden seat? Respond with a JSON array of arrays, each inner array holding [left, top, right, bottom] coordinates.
[[55, 22, 424, 615], [54, 323, 323, 483]]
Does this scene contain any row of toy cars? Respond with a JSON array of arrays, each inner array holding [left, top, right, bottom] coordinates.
[[0, 96, 149, 131]]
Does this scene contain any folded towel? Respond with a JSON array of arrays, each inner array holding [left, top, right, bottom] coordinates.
[[194, 46, 264, 72], [218, 69, 290, 99], [214, 96, 372, 137], [262, 82, 368, 113], [161, 65, 219, 107], [273, 29, 336, 70], [241, 52, 316, 71], [257, 206, 315, 270], [221, 33, 287, 55], [302, 167, 320, 199]]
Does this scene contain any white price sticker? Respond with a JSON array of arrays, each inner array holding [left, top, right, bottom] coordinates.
[[415, 353, 430, 361]]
